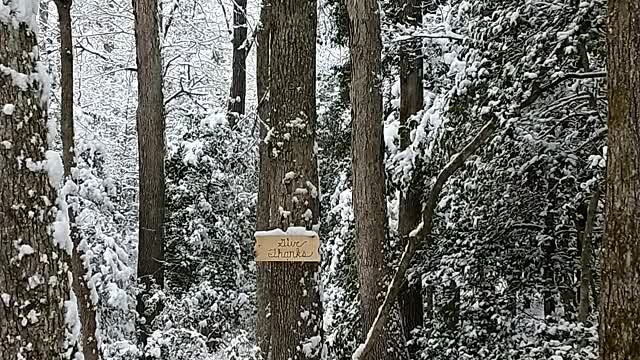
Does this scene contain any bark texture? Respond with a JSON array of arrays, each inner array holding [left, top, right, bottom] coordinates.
[[133, 0, 166, 287], [397, 0, 424, 339], [255, 0, 272, 357], [346, 0, 403, 358], [227, 0, 248, 127], [54, 1, 101, 358], [600, 0, 640, 358], [263, 0, 322, 358], [0, 13, 70, 360]]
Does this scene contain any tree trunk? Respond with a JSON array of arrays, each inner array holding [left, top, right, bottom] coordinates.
[[261, 0, 322, 359], [227, 0, 248, 127], [574, 199, 588, 308], [397, 0, 424, 340], [543, 179, 558, 318], [133, 0, 165, 288], [578, 187, 599, 323], [443, 280, 459, 331], [54, 1, 101, 358], [0, 9, 71, 359], [255, 1, 271, 357], [56, 0, 74, 178], [347, 0, 406, 358], [600, 0, 640, 358], [133, 0, 166, 355]]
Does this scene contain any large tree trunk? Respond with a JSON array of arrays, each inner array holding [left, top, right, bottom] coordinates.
[[255, 0, 271, 358], [397, 0, 424, 339], [54, 1, 101, 359], [261, 0, 322, 358], [600, 0, 640, 358], [133, 0, 165, 355], [0, 8, 71, 359], [227, 0, 248, 127], [347, 0, 406, 358]]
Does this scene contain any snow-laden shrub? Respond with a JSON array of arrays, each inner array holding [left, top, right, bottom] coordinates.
[[146, 281, 257, 360], [165, 112, 256, 291], [152, 112, 257, 357], [71, 139, 140, 358]]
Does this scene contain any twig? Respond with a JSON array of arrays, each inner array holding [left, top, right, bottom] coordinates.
[[75, 43, 109, 61], [163, 54, 181, 79], [411, 31, 464, 41]]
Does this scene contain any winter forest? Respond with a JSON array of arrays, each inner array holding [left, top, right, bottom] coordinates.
[[2, 0, 640, 359]]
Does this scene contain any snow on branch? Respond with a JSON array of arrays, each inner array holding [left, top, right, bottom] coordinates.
[[393, 31, 465, 42], [521, 71, 606, 109], [351, 117, 498, 360]]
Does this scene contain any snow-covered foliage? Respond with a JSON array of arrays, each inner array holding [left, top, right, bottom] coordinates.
[[320, 0, 606, 359], [165, 115, 256, 292], [406, 1, 606, 355], [38, 0, 260, 357], [146, 115, 258, 359], [31, 0, 609, 357]]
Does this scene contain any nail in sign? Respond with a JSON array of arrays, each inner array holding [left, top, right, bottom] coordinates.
[[255, 232, 320, 262]]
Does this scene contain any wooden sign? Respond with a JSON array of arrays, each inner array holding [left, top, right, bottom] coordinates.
[[255, 230, 320, 262]]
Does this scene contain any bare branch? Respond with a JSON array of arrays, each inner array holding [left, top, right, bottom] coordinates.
[[163, 54, 181, 79], [215, 0, 232, 35], [162, 0, 180, 39], [352, 117, 498, 360], [75, 42, 109, 61], [509, 223, 545, 231], [164, 79, 208, 108]]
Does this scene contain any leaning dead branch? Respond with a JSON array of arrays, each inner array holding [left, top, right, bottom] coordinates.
[[352, 117, 498, 360]]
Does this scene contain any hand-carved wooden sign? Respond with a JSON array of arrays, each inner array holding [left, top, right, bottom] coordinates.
[[255, 228, 320, 262]]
